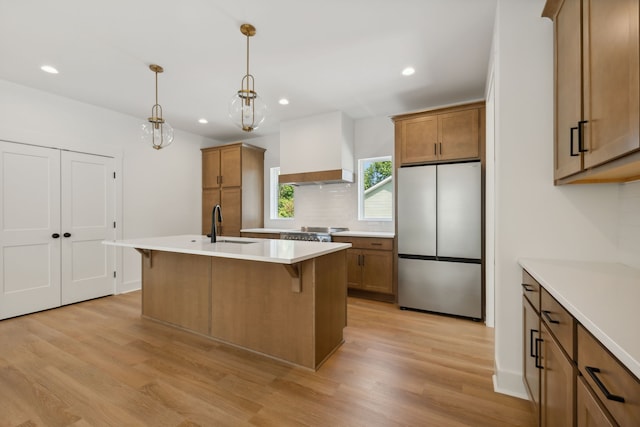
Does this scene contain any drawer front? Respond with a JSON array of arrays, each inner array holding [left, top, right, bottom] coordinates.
[[578, 324, 640, 426], [577, 375, 616, 427], [541, 288, 575, 360], [522, 269, 541, 312], [240, 232, 280, 239], [332, 236, 393, 251]]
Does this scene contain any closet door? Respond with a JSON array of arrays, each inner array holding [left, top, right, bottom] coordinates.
[[61, 151, 115, 305], [0, 142, 61, 319]]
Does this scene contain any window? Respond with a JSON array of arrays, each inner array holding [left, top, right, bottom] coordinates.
[[358, 156, 393, 220], [270, 167, 294, 219]]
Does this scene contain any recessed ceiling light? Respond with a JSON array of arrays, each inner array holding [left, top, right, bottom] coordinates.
[[40, 65, 59, 74], [402, 67, 415, 76], [198, 118, 208, 124], [279, 98, 290, 105]]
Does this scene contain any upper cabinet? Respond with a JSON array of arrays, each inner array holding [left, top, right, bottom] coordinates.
[[201, 143, 265, 237], [392, 102, 484, 166], [545, 0, 640, 184]]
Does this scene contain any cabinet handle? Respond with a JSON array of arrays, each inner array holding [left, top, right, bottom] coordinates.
[[439, 142, 442, 155], [585, 366, 625, 403], [522, 283, 535, 292], [361, 255, 365, 266], [52, 233, 60, 239], [434, 143, 437, 155], [570, 127, 579, 157], [63, 232, 71, 238], [371, 243, 382, 246], [578, 120, 589, 153], [529, 329, 539, 358], [535, 338, 544, 369], [542, 310, 560, 324]]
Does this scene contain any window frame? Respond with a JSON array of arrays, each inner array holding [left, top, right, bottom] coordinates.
[[270, 166, 295, 220], [357, 156, 393, 221]]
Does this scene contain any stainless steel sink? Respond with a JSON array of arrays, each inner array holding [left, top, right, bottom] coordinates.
[[214, 239, 257, 244]]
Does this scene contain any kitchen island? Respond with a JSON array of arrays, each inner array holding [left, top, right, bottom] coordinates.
[[104, 235, 350, 370]]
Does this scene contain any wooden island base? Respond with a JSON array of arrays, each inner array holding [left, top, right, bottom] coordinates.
[[141, 249, 347, 370]]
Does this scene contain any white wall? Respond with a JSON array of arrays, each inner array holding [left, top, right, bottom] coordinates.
[[0, 79, 219, 293], [618, 181, 640, 269], [247, 115, 395, 232], [491, 0, 624, 397]]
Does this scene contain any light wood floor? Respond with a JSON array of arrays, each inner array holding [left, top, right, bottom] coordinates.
[[0, 292, 535, 427]]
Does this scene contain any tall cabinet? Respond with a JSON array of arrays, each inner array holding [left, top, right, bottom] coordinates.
[[545, 0, 640, 184], [201, 143, 265, 237]]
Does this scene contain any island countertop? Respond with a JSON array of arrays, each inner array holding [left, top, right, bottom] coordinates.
[[104, 234, 351, 264]]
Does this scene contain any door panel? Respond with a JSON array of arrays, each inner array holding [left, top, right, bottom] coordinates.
[[0, 142, 61, 319], [397, 166, 436, 256], [220, 146, 242, 187], [438, 109, 479, 161], [221, 187, 241, 237], [61, 152, 115, 305], [437, 162, 481, 259], [398, 258, 481, 318]]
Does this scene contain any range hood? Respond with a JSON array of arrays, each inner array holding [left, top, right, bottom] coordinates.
[[279, 111, 354, 185]]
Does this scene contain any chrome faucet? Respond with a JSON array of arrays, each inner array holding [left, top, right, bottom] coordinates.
[[211, 204, 222, 243]]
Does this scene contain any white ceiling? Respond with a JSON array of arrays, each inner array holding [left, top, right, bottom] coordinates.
[[0, 0, 497, 143]]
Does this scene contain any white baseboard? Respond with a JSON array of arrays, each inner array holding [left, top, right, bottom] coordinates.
[[117, 280, 141, 294], [493, 369, 529, 400]]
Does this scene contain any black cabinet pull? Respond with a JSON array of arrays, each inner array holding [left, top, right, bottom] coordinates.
[[578, 120, 589, 153], [542, 310, 560, 324], [585, 366, 625, 403], [570, 126, 579, 156], [529, 329, 538, 358], [52, 233, 60, 238], [63, 232, 71, 238], [522, 283, 535, 292], [434, 143, 437, 155], [535, 338, 544, 369]]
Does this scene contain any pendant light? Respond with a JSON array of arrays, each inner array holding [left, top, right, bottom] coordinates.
[[228, 24, 267, 132], [141, 64, 174, 150]]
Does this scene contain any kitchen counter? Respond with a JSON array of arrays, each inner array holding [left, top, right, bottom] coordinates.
[[104, 234, 349, 370], [104, 234, 350, 264], [519, 258, 640, 380], [240, 228, 395, 238], [331, 230, 395, 238]]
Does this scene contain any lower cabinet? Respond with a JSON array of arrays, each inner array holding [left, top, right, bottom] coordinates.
[[332, 236, 395, 301], [576, 375, 616, 427], [539, 321, 575, 427], [522, 268, 640, 426]]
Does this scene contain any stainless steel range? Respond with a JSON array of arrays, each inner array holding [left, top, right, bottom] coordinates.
[[280, 227, 349, 242]]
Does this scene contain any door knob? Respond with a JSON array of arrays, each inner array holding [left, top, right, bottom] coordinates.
[[52, 233, 60, 238], [63, 232, 71, 238]]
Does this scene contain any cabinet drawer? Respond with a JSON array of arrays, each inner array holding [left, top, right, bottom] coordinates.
[[540, 288, 575, 360], [578, 324, 640, 426], [522, 270, 541, 313], [332, 236, 393, 251], [577, 375, 616, 427]]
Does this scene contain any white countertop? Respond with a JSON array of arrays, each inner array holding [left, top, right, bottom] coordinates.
[[240, 228, 395, 238], [104, 234, 351, 265], [331, 231, 395, 238], [519, 258, 640, 380]]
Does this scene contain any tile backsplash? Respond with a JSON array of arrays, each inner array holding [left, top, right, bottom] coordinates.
[[618, 180, 640, 269], [267, 182, 394, 232]]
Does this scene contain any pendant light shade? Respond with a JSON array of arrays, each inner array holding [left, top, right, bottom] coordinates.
[[141, 64, 174, 150], [228, 24, 267, 132]]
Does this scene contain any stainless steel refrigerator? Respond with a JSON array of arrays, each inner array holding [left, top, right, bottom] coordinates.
[[397, 162, 482, 320]]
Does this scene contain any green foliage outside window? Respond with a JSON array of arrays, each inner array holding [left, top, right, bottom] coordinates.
[[363, 160, 392, 190], [278, 184, 294, 218]]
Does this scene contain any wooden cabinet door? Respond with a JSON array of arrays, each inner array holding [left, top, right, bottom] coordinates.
[[360, 249, 393, 294], [582, 0, 640, 169], [438, 109, 479, 161], [523, 297, 541, 417], [220, 146, 242, 187], [540, 322, 575, 427], [202, 148, 221, 189], [577, 375, 616, 427], [400, 115, 438, 164], [554, 0, 583, 180], [345, 249, 363, 289], [202, 189, 220, 235], [220, 187, 241, 237]]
